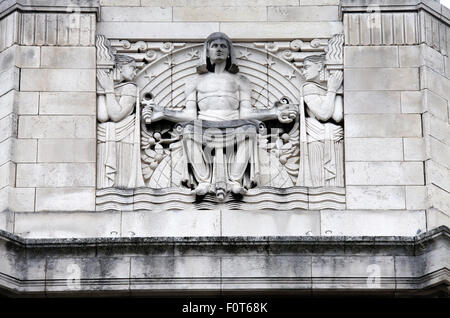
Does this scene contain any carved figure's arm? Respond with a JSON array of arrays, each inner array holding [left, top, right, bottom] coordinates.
[[97, 95, 109, 123], [105, 86, 136, 122]]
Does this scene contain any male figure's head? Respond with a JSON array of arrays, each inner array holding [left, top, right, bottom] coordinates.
[[303, 55, 325, 82], [115, 54, 137, 82], [197, 32, 239, 74]]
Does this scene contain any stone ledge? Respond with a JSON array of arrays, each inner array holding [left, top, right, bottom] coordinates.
[[0, 226, 448, 296], [0, 0, 100, 20]]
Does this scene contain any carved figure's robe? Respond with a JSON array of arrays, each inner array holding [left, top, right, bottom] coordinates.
[[97, 83, 144, 189], [299, 82, 344, 187]]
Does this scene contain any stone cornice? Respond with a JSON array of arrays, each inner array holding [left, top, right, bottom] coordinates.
[[0, 0, 100, 20], [341, 0, 450, 25]]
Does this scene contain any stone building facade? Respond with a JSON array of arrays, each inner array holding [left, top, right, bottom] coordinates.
[[0, 0, 449, 296]]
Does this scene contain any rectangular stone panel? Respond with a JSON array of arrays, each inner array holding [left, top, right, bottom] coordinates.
[[141, 0, 300, 6], [0, 187, 35, 212], [0, 113, 17, 142], [423, 89, 448, 120], [346, 162, 424, 186], [345, 138, 403, 161], [221, 210, 320, 236], [406, 186, 428, 210], [101, 6, 172, 22], [0, 67, 19, 96], [403, 138, 426, 161], [429, 137, 450, 169], [0, 162, 15, 189], [39, 92, 96, 115], [344, 46, 399, 68], [18, 116, 96, 139], [344, 68, 419, 91], [344, 91, 401, 114], [321, 210, 426, 236], [37, 139, 96, 163], [41, 47, 96, 69], [16, 163, 95, 187], [426, 161, 450, 193], [401, 91, 423, 114], [20, 69, 96, 92], [346, 186, 406, 210], [267, 6, 339, 22], [421, 66, 450, 101], [345, 114, 422, 138], [36, 188, 95, 212], [173, 6, 267, 22], [14, 211, 121, 238]]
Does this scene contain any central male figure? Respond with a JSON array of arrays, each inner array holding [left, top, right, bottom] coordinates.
[[143, 32, 296, 199]]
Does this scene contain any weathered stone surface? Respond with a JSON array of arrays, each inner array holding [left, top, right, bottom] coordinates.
[[121, 210, 220, 237], [20, 69, 96, 92], [35, 188, 95, 212], [100, 0, 140, 5], [344, 46, 399, 68], [16, 163, 95, 187], [421, 66, 450, 100], [429, 138, 450, 169], [101, 6, 172, 21], [346, 162, 424, 185], [268, 6, 339, 22], [344, 68, 419, 91], [221, 210, 320, 236], [18, 116, 95, 139], [0, 45, 40, 71], [401, 91, 423, 113], [426, 208, 450, 230], [423, 89, 448, 119], [37, 139, 95, 163], [429, 185, 450, 215], [399, 46, 420, 67], [0, 162, 15, 189], [141, 0, 300, 6], [345, 138, 403, 161], [0, 187, 35, 212], [406, 186, 428, 210], [0, 67, 19, 96], [321, 210, 426, 236], [344, 91, 401, 114], [173, 6, 267, 22], [421, 44, 445, 74], [426, 160, 450, 193], [425, 114, 450, 146], [14, 138, 37, 163], [346, 186, 406, 210], [39, 92, 96, 115], [404, 138, 426, 161], [41, 47, 96, 69], [14, 211, 121, 238], [345, 114, 422, 137], [0, 113, 17, 142]]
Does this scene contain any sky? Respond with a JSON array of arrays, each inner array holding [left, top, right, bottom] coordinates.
[[442, 0, 450, 8]]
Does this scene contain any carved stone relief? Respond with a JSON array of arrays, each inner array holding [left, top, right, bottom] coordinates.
[[95, 32, 345, 211]]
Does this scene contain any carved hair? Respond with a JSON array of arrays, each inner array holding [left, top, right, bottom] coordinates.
[[303, 54, 325, 67], [197, 32, 239, 74], [115, 54, 135, 68]]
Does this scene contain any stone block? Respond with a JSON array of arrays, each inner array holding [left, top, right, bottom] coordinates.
[[344, 68, 419, 91], [121, 210, 220, 237], [16, 163, 95, 187], [429, 137, 450, 169], [221, 210, 320, 236], [345, 114, 422, 138], [406, 186, 428, 210], [426, 114, 450, 146], [0, 186, 35, 212], [346, 162, 424, 186], [421, 44, 445, 75], [14, 138, 37, 163], [404, 138, 426, 161], [0, 210, 14, 232], [0, 138, 13, 166], [16, 91, 39, 115], [20, 69, 96, 92], [100, 0, 140, 5], [39, 92, 96, 115], [0, 46, 40, 71], [97, 22, 220, 40], [0, 162, 15, 189], [101, 6, 172, 22], [345, 138, 403, 161], [14, 211, 121, 238], [0, 113, 17, 142], [312, 256, 395, 289], [344, 46, 399, 68], [0, 90, 14, 119], [37, 139, 95, 163], [321, 210, 426, 236], [46, 257, 131, 292], [423, 89, 449, 120], [18, 116, 96, 139], [35, 188, 95, 212], [428, 185, 450, 215], [221, 22, 343, 40], [421, 66, 450, 101], [399, 46, 420, 67], [141, 0, 300, 6], [346, 186, 406, 210], [426, 161, 450, 193], [401, 91, 423, 114], [344, 91, 401, 114], [426, 208, 450, 230], [0, 67, 19, 96], [268, 6, 339, 22], [41, 47, 96, 69], [301, 0, 340, 4], [173, 6, 267, 22]]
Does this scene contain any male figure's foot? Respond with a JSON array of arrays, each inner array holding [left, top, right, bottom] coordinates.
[[195, 182, 210, 196], [230, 182, 247, 195]]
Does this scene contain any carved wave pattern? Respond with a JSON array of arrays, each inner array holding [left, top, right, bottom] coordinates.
[[96, 187, 345, 211]]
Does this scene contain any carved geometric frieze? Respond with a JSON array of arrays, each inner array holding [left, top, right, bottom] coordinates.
[[95, 32, 345, 211]]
